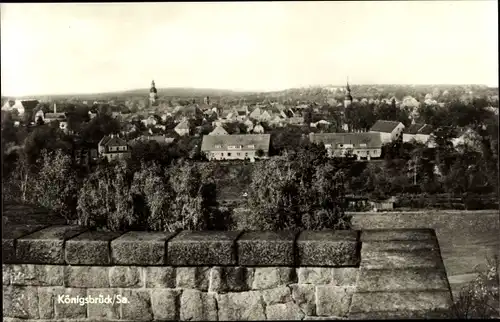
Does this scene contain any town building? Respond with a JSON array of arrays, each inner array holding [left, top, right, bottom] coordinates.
[[209, 125, 229, 136], [369, 120, 405, 144], [403, 123, 433, 145], [201, 134, 271, 161], [1, 99, 39, 116], [141, 115, 160, 127], [35, 103, 68, 131], [253, 124, 265, 134], [149, 80, 158, 107], [309, 132, 383, 160], [130, 135, 175, 145], [344, 80, 353, 108], [98, 134, 131, 161], [174, 119, 190, 136]]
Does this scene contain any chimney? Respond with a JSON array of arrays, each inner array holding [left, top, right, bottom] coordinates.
[[54, 103, 57, 114]]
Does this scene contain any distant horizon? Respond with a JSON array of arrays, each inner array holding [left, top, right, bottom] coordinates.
[[1, 2, 497, 97], [2, 82, 499, 99], [3, 82, 499, 100]]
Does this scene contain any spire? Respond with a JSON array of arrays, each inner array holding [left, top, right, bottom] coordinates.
[[346, 77, 351, 93]]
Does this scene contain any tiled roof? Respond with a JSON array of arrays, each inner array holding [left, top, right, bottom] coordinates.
[[309, 132, 383, 149], [209, 125, 229, 135], [405, 123, 433, 135], [201, 134, 271, 152], [99, 135, 128, 148], [370, 120, 403, 133], [44, 113, 66, 120], [175, 120, 190, 130], [133, 135, 175, 144]]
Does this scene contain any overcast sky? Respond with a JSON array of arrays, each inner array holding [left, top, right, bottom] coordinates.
[[1, 1, 498, 96]]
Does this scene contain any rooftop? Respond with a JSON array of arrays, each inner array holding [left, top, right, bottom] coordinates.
[[201, 134, 271, 152], [370, 120, 404, 133], [310, 132, 383, 149]]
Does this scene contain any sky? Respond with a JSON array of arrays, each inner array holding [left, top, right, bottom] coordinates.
[[1, 1, 498, 96]]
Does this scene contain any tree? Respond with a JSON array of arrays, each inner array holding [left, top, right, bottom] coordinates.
[[247, 145, 350, 231], [166, 161, 217, 230], [33, 149, 79, 221], [77, 162, 136, 231], [130, 162, 173, 230]]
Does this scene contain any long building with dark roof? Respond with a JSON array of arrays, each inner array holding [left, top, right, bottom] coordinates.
[[309, 132, 383, 160], [201, 134, 270, 161]]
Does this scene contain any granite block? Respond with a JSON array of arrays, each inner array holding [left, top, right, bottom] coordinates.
[[349, 291, 453, 314], [356, 268, 450, 292], [111, 231, 177, 265], [360, 229, 436, 242], [65, 231, 122, 265], [297, 230, 360, 267], [2, 225, 48, 262], [16, 226, 88, 264], [237, 231, 297, 266], [168, 231, 241, 266]]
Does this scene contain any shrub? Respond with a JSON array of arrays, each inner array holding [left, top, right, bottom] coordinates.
[[244, 146, 350, 231], [452, 255, 499, 319], [32, 149, 79, 222]]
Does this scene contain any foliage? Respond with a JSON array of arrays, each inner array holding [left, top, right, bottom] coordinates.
[[452, 255, 499, 319], [247, 144, 350, 231], [32, 149, 79, 222], [76, 161, 136, 231]]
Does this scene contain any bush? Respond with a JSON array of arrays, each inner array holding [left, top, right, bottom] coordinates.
[[452, 255, 499, 319], [76, 160, 220, 232], [244, 146, 350, 231]]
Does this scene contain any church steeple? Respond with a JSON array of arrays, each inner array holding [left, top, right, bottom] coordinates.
[[344, 77, 353, 108], [149, 80, 158, 106]]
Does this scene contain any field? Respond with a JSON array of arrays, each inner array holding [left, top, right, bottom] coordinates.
[[351, 210, 500, 297]]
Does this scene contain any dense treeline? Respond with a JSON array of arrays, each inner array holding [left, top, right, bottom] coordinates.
[[1, 97, 498, 230]]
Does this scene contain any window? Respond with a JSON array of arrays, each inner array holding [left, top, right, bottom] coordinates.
[[237, 153, 240, 156], [245, 152, 248, 156], [228, 153, 232, 156]]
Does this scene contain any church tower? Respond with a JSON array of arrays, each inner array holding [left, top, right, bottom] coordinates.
[[149, 80, 158, 106], [344, 78, 353, 108]]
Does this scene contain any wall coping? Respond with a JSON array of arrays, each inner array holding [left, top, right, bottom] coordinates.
[[3, 225, 439, 268]]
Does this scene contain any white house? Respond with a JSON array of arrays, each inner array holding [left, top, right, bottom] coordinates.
[[369, 120, 405, 144], [201, 134, 271, 161], [403, 123, 433, 145], [309, 132, 383, 160], [174, 120, 190, 136]]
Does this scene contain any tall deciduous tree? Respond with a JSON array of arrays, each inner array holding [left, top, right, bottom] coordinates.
[[77, 161, 135, 230], [33, 149, 79, 221]]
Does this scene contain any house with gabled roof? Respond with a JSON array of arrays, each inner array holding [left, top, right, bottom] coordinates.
[[253, 124, 265, 134], [249, 107, 262, 120], [174, 119, 190, 136], [98, 134, 131, 161], [403, 123, 433, 145], [209, 125, 229, 136], [369, 120, 405, 144], [309, 132, 383, 160], [201, 134, 271, 161]]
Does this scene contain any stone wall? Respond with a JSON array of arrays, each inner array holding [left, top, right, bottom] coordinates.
[[3, 225, 454, 321]]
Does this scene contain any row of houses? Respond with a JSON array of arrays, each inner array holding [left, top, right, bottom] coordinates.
[[94, 118, 479, 163]]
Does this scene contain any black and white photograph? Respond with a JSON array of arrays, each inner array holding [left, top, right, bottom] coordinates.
[[1, 1, 499, 320]]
